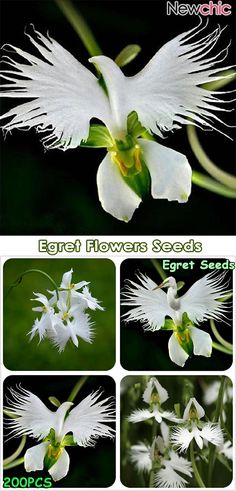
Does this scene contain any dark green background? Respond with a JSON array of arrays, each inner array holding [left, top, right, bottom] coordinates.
[[0, 0, 235, 235], [4, 258, 115, 370], [3, 375, 115, 488], [120, 258, 233, 370]]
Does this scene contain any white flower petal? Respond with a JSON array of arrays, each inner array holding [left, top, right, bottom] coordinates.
[[189, 326, 212, 357], [201, 423, 224, 447], [0, 28, 110, 149], [128, 408, 153, 423], [63, 389, 115, 447], [171, 427, 194, 453], [155, 465, 189, 488], [122, 272, 172, 331], [183, 397, 205, 421], [193, 427, 204, 449], [48, 448, 70, 482], [142, 377, 168, 405], [219, 440, 233, 460], [129, 442, 152, 473], [24, 442, 49, 472], [160, 421, 170, 447], [140, 140, 192, 202], [168, 450, 192, 477], [97, 152, 141, 222], [60, 269, 73, 289], [168, 333, 189, 367]]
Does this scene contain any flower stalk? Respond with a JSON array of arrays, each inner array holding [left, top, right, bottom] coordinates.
[[190, 440, 205, 488], [5, 269, 60, 301], [67, 376, 88, 402]]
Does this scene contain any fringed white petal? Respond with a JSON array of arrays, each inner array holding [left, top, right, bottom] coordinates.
[[170, 426, 194, 452], [0, 27, 111, 149], [201, 422, 224, 447], [140, 140, 192, 202], [97, 152, 141, 222], [63, 389, 115, 447], [129, 442, 152, 473], [48, 448, 70, 482], [128, 408, 153, 423], [180, 270, 232, 325], [155, 465, 189, 488], [24, 442, 49, 472], [122, 272, 172, 330]]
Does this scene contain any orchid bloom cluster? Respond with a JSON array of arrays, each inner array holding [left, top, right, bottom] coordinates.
[[126, 378, 232, 488], [29, 269, 103, 352], [4, 385, 115, 482], [122, 270, 231, 366], [0, 20, 234, 221]]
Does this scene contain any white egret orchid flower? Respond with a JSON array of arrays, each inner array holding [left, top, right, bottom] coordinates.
[[171, 397, 224, 452], [122, 270, 231, 366], [128, 378, 180, 424], [29, 269, 102, 352], [0, 21, 233, 221], [4, 385, 115, 482], [130, 421, 192, 488]]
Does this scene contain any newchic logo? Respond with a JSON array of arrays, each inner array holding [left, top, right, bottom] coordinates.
[[166, 1, 232, 16]]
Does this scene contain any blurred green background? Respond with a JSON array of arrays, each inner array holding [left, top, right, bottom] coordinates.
[[4, 258, 115, 370], [4, 375, 115, 488], [0, 0, 235, 235], [120, 258, 233, 371], [121, 375, 232, 488]]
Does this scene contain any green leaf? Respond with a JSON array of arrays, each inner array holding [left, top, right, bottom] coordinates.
[[215, 452, 232, 472], [115, 44, 141, 67], [174, 403, 181, 418], [48, 396, 61, 408], [80, 125, 113, 148]]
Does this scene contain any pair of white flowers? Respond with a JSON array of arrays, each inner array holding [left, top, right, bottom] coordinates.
[[4, 385, 115, 482], [29, 269, 103, 352], [0, 21, 233, 221], [128, 378, 228, 488], [122, 270, 231, 366]]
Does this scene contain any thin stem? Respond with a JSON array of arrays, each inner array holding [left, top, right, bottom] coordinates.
[[3, 436, 26, 466], [3, 457, 24, 470], [150, 259, 167, 281], [67, 376, 88, 402], [190, 440, 205, 488], [5, 269, 59, 301], [212, 341, 232, 355], [55, 0, 102, 56], [149, 418, 157, 488], [208, 377, 226, 485], [187, 126, 236, 190], [210, 320, 233, 351], [192, 171, 236, 198]]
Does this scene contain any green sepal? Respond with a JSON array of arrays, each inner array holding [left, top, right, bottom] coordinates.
[[123, 157, 150, 197], [48, 396, 61, 408], [127, 111, 146, 139], [115, 44, 141, 68], [215, 452, 232, 472], [62, 435, 77, 447], [115, 134, 136, 152], [161, 318, 176, 331], [178, 312, 194, 332], [177, 281, 185, 291], [174, 403, 181, 418], [80, 124, 113, 148]]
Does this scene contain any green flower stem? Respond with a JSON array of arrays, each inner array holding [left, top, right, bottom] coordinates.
[[212, 341, 232, 355], [3, 436, 26, 467], [3, 457, 24, 470], [192, 171, 236, 198], [149, 419, 157, 488], [210, 320, 233, 351], [190, 440, 205, 488], [55, 0, 102, 57], [67, 376, 88, 402], [187, 126, 236, 190], [5, 269, 59, 301], [208, 377, 226, 486], [150, 259, 167, 281]]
